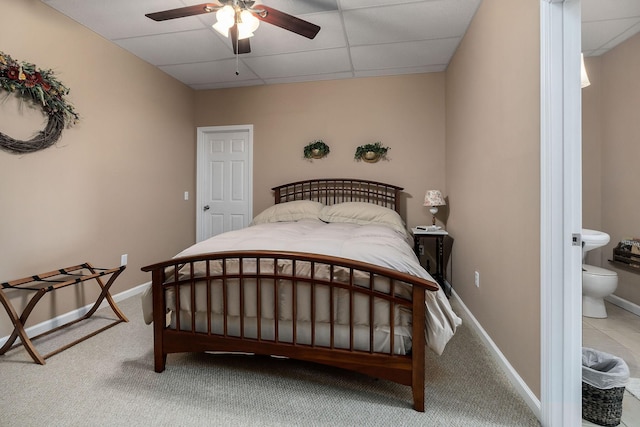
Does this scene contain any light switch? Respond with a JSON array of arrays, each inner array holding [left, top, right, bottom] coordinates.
[[184, 191, 189, 201]]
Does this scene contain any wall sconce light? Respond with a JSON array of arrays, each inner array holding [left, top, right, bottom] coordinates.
[[424, 190, 446, 226], [581, 53, 591, 88]]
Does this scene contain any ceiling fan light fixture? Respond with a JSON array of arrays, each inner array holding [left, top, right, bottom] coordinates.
[[212, 5, 235, 37], [237, 10, 259, 40], [212, 22, 230, 37], [241, 10, 259, 31], [147, 1, 320, 54], [237, 28, 255, 40]]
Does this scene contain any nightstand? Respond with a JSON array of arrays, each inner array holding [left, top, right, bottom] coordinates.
[[412, 228, 452, 296]]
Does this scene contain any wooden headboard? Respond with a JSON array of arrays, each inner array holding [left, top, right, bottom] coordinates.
[[272, 179, 403, 213]]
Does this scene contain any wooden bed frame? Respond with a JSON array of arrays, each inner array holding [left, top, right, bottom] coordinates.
[[141, 179, 438, 411]]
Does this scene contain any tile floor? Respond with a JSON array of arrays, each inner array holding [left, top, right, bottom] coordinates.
[[583, 301, 640, 426]]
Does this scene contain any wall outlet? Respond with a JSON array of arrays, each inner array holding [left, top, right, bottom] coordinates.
[[121, 254, 128, 267], [184, 191, 189, 201], [474, 271, 480, 288]]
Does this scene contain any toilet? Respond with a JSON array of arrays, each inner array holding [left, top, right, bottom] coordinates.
[[582, 229, 618, 318]]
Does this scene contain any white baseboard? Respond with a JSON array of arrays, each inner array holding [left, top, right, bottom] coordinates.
[[0, 282, 150, 348], [606, 294, 640, 317], [450, 290, 542, 420]]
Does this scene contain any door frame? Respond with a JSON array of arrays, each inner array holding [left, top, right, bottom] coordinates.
[[540, 0, 582, 425], [196, 124, 254, 242]]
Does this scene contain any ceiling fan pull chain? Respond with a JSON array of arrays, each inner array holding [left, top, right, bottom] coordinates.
[[235, 39, 240, 76]]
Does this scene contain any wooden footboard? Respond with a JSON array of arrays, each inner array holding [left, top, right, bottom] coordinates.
[[142, 250, 438, 411]]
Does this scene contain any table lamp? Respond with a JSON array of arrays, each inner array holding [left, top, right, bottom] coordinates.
[[424, 190, 445, 226]]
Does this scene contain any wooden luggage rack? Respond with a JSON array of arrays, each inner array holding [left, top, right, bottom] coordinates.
[[0, 262, 128, 364]]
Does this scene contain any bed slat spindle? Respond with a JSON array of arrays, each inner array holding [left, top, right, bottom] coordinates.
[[256, 258, 262, 342], [329, 266, 335, 349], [273, 257, 280, 344], [349, 268, 354, 352], [310, 263, 316, 347], [389, 279, 395, 355], [222, 259, 228, 337], [174, 267, 181, 333], [190, 262, 196, 333], [206, 261, 212, 335], [369, 273, 374, 354], [292, 260, 297, 345]]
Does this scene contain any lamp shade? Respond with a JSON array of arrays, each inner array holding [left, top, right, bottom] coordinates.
[[581, 53, 591, 88], [212, 6, 260, 40], [424, 190, 445, 207], [212, 5, 235, 37]]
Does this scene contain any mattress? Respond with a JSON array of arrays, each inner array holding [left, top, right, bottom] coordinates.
[[142, 219, 461, 355]]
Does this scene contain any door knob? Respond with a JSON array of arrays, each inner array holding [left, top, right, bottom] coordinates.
[[203, 205, 210, 211]]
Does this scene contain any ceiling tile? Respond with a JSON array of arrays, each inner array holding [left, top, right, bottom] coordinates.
[[242, 48, 352, 79], [116, 29, 233, 65], [265, 71, 354, 86], [258, 0, 339, 14], [44, 0, 210, 39], [246, 12, 345, 55], [159, 59, 260, 85], [343, 0, 478, 46], [582, 0, 640, 22], [600, 21, 640, 50], [340, 0, 437, 11], [355, 65, 445, 78], [351, 38, 460, 71], [582, 18, 640, 52], [191, 79, 265, 90]]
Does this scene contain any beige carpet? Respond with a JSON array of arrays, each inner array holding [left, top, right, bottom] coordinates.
[[0, 296, 539, 426]]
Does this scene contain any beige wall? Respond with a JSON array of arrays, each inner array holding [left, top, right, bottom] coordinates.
[[582, 33, 640, 305], [0, 1, 196, 337], [194, 74, 447, 227], [445, 0, 541, 396], [1, 0, 545, 403], [582, 56, 603, 239]]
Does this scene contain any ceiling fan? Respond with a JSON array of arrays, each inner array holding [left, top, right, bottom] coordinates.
[[145, 1, 321, 55]]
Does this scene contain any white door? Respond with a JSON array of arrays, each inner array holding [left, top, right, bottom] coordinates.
[[196, 125, 253, 242]]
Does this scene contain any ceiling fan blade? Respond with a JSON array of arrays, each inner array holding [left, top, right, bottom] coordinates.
[[256, 5, 320, 39], [145, 3, 219, 21], [230, 25, 252, 55]]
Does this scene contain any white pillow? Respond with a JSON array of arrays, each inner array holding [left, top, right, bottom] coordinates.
[[251, 200, 324, 225], [318, 202, 407, 235]]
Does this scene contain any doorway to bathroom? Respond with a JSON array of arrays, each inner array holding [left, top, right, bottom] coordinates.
[[580, 0, 640, 424]]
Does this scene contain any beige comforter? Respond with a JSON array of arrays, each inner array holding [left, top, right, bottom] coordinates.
[[142, 219, 461, 355]]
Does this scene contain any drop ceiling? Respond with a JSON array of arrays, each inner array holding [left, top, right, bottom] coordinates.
[[41, 0, 640, 90], [582, 0, 640, 57]]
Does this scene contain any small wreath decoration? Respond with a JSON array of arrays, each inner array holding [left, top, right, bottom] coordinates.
[[0, 51, 79, 154], [354, 141, 389, 163], [303, 139, 330, 160]]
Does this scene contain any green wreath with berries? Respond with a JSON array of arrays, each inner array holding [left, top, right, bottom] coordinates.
[[0, 51, 79, 154]]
